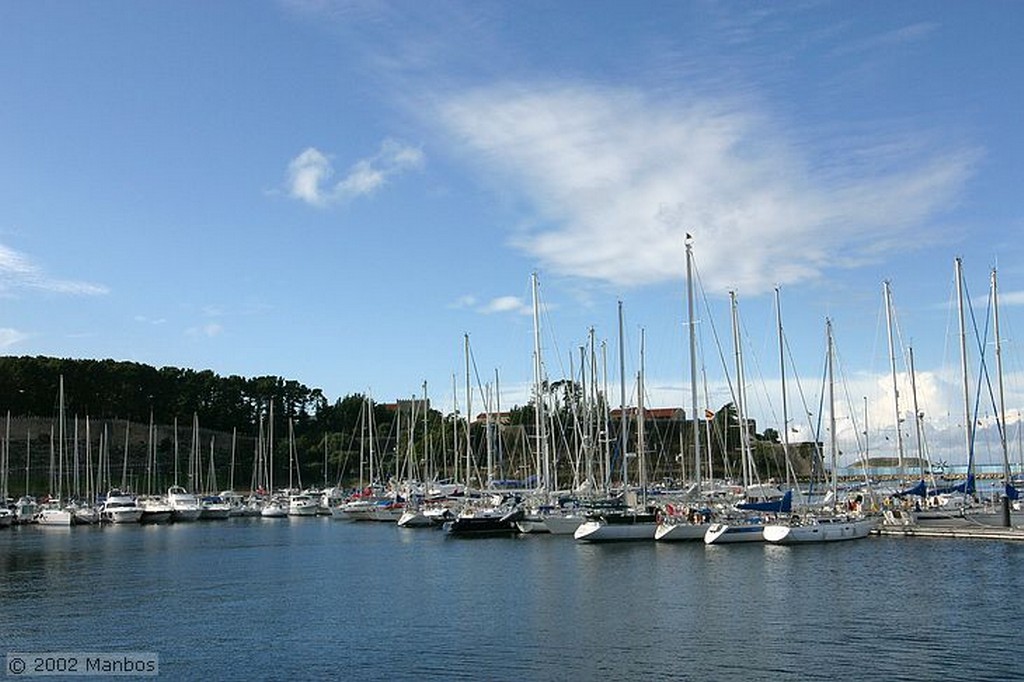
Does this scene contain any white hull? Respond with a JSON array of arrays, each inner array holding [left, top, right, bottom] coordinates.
[[288, 497, 320, 516], [0, 510, 15, 527], [199, 506, 232, 520], [261, 503, 288, 518], [763, 516, 877, 544], [515, 518, 551, 534], [704, 522, 766, 544], [655, 521, 712, 542], [167, 487, 201, 522], [171, 507, 202, 522], [574, 519, 657, 542], [104, 508, 143, 524], [72, 506, 101, 525], [541, 514, 586, 535], [397, 510, 434, 528], [369, 507, 404, 522], [139, 499, 173, 524], [37, 508, 74, 526], [331, 499, 378, 521]]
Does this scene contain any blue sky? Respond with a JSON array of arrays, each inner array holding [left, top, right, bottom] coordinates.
[[3, 1, 1023, 467]]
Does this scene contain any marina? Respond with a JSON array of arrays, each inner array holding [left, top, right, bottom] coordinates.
[[2, 515, 1022, 681]]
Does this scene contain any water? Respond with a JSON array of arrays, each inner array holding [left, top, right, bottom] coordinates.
[[2, 519, 1021, 680]]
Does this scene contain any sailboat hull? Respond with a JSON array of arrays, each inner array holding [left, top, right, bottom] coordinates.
[[655, 521, 711, 541], [704, 522, 765, 544], [574, 517, 658, 542], [763, 516, 877, 544]]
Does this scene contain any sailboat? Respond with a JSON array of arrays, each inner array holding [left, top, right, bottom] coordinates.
[[0, 414, 12, 528], [704, 293, 790, 545], [38, 377, 74, 526], [763, 319, 877, 543], [574, 318, 659, 542], [139, 417, 173, 523], [657, 237, 715, 542]]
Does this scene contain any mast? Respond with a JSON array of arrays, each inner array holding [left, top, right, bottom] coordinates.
[[423, 381, 431, 485], [638, 329, 647, 506], [730, 291, 752, 490], [173, 416, 179, 487], [827, 318, 838, 501], [775, 286, 793, 490], [686, 237, 701, 494], [531, 272, 548, 493], [464, 333, 473, 490], [58, 375, 65, 501], [618, 300, 628, 490], [954, 258, 974, 475], [883, 280, 907, 481], [992, 268, 1011, 487]]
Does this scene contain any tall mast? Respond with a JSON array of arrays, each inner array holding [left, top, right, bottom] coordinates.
[[883, 280, 907, 480], [954, 258, 974, 472], [686, 237, 701, 494], [775, 286, 793, 490], [531, 272, 548, 493], [827, 318, 838, 500], [730, 291, 751, 489], [618, 300, 628, 490], [992, 268, 1010, 486], [638, 329, 647, 506], [464, 333, 472, 490]]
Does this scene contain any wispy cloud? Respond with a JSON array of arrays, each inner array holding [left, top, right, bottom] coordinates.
[[478, 296, 530, 315], [0, 328, 29, 349], [186, 323, 224, 339], [449, 293, 532, 316], [438, 84, 977, 294], [999, 291, 1024, 307], [0, 243, 108, 296], [286, 139, 425, 207]]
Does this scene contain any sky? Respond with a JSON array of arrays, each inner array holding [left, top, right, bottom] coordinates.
[[3, 1, 1024, 469]]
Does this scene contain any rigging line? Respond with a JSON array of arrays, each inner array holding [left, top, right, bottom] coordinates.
[[966, 279, 1002, 468], [693, 260, 737, 414]]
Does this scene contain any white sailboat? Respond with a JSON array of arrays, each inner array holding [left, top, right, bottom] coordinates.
[[39, 376, 74, 526], [763, 318, 877, 544], [657, 238, 714, 542], [704, 292, 783, 545], [1, 413, 15, 527], [575, 320, 658, 542]]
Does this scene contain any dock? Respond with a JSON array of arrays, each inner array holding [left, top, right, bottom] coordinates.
[[874, 524, 1024, 541]]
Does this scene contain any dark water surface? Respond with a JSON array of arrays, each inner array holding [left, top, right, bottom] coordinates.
[[2, 519, 1021, 680]]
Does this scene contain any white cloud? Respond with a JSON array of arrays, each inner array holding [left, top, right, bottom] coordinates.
[[449, 294, 477, 309], [186, 323, 224, 338], [438, 84, 976, 295], [0, 243, 108, 296], [999, 291, 1024, 307], [478, 295, 530, 315], [0, 328, 29, 349], [286, 139, 425, 207]]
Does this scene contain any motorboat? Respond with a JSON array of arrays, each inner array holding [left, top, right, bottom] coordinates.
[[167, 486, 202, 522], [101, 489, 143, 524]]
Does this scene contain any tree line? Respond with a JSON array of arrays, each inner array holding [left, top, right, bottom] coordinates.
[[0, 356, 818, 498]]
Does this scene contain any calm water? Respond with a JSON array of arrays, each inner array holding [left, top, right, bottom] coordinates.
[[1, 519, 1021, 681]]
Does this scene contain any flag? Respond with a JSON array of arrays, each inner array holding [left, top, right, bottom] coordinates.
[[705, 409, 715, 420]]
